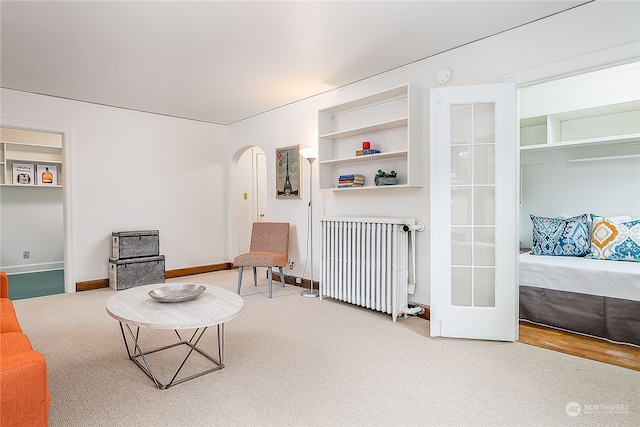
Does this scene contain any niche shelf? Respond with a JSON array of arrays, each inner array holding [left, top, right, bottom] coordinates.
[[318, 83, 423, 190]]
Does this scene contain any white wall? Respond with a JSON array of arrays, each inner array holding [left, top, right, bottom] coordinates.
[[521, 157, 640, 248], [227, 0, 640, 305], [1, 90, 229, 286], [1, 186, 64, 273]]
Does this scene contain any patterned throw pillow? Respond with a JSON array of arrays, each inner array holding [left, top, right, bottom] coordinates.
[[586, 215, 640, 262], [530, 214, 590, 256]]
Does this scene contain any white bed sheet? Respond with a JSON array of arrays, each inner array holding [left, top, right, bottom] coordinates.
[[519, 252, 640, 302]]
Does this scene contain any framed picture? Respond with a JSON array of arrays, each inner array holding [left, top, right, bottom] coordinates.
[[37, 164, 58, 185], [275, 145, 301, 199], [12, 163, 35, 185]]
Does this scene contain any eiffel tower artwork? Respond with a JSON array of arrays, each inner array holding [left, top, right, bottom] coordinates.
[[276, 146, 300, 199]]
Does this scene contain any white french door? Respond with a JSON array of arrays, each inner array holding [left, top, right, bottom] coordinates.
[[429, 83, 518, 341]]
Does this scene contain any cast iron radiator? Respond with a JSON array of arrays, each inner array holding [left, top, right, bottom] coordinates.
[[320, 217, 423, 321]]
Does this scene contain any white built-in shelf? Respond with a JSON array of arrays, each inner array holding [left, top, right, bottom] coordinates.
[[1, 128, 63, 187], [1, 183, 63, 188], [318, 83, 423, 191], [519, 64, 640, 164], [329, 183, 415, 192], [520, 133, 640, 151], [319, 118, 408, 140], [319, 150, 409, 165], [520, 101, 640, 165]]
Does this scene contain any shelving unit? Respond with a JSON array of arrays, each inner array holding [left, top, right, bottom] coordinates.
[[520, 101, 640, 165], [0, 128, 63, 187], [318, 83, 423, 190], [519, 62, 640, 165]]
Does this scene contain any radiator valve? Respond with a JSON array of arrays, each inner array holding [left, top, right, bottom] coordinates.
[[403, 305, 425, 317], [403, 222, 425, 232]]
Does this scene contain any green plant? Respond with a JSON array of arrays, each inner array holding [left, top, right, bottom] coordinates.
[[374, 169, 397, 185]]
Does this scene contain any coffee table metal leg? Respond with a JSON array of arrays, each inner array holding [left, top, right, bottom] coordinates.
[[117, 321, 226, 390], [218, 323, 224, 366]]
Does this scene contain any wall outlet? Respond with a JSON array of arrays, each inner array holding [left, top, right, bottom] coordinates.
[[295, 277, 302, 284], [22, 251, 30, 259]]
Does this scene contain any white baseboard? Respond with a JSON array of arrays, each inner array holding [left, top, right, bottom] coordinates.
[[1, 262, 64, 275]]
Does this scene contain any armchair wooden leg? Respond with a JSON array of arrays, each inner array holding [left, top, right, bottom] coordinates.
[[252, 267, 258, 287], [236, 267, 244, 295], [279, 267, 285, 287], [267, 268, 273, 298]]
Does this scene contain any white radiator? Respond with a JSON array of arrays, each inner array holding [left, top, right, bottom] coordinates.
[[320, 217, 423, 321]]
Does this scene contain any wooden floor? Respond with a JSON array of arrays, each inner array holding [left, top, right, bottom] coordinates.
[[519, 322, 640, 371]]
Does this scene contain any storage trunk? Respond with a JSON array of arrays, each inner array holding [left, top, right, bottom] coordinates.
[[112, 230, 159, 259], [109, 255, 165, 290]]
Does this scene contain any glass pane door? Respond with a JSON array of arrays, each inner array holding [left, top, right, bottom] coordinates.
[[429, 83, 518, 341], [450, 103, 496, 308]]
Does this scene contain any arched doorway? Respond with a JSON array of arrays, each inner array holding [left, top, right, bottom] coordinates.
[[230, 146, 268, 257]]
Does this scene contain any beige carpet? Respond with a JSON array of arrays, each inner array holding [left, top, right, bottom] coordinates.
[[12, 270, 640, 426]]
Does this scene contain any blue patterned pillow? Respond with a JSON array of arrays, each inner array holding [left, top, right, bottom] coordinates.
[[530, 214, 590, 256], [586, 215, 640, 262]]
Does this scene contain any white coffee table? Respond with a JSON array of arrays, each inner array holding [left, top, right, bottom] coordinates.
[[106, 283, 244, 389]]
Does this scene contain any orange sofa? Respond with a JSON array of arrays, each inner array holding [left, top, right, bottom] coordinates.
[[0, 272, 50, 427]]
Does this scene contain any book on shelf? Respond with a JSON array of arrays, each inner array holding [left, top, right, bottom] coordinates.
[[338, 179, 364, 185], [37, 165, 57, 185], [338, 174, 364, 181], [362, 149, 381, 155], [12, 163, 35, 185], [356, 149, 381, 156], [337, 183, 364, 188]]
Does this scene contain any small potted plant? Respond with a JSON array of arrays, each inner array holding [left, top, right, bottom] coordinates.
[[374, 169, 397, 186]]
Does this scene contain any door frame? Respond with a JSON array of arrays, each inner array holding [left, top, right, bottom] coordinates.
[[502, 44, 640, 267], [495, 42, 640, 335], [0, 118, 74, 293], [254, 149, 267, 222], [229, 145, 268, 258], [501, 42, 639, 87]]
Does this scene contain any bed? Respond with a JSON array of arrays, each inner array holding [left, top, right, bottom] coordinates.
[[519, 252, 640, 346]]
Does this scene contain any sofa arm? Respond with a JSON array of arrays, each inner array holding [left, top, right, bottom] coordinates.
[[0, 272, 8, 299], [0, 351, 50, 427]]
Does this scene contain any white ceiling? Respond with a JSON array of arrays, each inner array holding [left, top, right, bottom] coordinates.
[[1, 1, 590, 125]]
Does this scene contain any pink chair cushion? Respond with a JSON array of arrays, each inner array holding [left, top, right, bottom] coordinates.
[[233, 252, 287, 268]]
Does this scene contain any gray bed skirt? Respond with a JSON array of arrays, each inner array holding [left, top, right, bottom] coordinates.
[[519, 285, 640, 346]]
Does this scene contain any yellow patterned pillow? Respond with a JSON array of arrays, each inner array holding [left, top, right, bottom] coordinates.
[[587, 215, 640, 262]]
